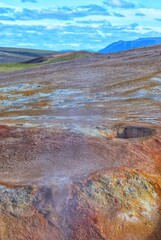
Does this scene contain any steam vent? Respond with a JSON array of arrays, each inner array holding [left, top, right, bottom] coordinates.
[[1, 45, 161, 240]]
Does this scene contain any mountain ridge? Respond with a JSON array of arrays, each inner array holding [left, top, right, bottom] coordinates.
[[99, 37, 161, 54]]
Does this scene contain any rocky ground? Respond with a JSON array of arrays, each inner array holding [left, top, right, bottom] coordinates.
[[1, 45, 161, 239]]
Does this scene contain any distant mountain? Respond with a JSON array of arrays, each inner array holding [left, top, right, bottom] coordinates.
[[99, 37, 161, 54]]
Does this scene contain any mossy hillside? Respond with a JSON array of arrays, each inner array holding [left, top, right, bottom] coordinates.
[[0, 51, 97, 73]]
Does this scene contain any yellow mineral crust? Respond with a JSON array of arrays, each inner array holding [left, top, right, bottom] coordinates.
[[64, 170, 161, 240]]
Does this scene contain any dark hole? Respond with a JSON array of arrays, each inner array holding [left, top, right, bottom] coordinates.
[[117, 126, 155, 139]]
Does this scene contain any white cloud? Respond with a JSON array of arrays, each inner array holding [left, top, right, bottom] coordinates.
[[17, 43, 37, 46], [97, 30, 112, 38], [106, 0, 135, 8], [132, 25, 161, 34], [110, 0, 123, 7]]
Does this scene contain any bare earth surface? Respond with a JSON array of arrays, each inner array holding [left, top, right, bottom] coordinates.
[[1, 45, 161, 239]]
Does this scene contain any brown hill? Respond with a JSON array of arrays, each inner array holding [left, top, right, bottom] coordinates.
[[23, 50, 99, 64]]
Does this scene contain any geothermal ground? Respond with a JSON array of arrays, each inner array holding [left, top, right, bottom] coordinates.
[[1, 45, 161, 239]]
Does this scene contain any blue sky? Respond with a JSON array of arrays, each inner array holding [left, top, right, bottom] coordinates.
[[0, 0, 161, 51]]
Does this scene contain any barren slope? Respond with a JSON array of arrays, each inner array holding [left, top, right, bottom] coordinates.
[[0, 47, 56, 64], [1, 45, 161, 240]]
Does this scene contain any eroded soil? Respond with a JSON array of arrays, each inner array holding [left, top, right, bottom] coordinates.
[[1, 45, 161, 239]]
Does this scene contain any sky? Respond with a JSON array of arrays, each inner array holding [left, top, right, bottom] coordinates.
[[0, 0, 161, 51]]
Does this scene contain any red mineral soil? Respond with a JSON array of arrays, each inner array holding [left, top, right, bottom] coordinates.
[[1, 45, 161, 240]]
